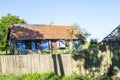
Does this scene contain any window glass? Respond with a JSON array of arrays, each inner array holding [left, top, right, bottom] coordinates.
[[59, 40, 66, 49], [25, 41, 32, 50]]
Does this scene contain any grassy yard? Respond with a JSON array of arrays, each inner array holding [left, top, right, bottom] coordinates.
[[0, 72, 118, 80]]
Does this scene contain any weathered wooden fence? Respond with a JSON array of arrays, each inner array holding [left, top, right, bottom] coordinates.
[[0, 54, 80, 75], [0, 51, 119, 77]]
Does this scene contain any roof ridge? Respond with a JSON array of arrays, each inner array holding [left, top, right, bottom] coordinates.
[[11, 24, 73, 27], [12, 24, 45, 28]]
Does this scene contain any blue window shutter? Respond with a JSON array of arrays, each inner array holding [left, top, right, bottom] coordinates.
[[19, 42, 25, 51], [59, 40, 66, 48], [41, 40, 49, 51], [32, 41, 36, 50]]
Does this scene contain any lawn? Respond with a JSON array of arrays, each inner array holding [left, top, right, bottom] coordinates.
[[0, 72, 118, 80]]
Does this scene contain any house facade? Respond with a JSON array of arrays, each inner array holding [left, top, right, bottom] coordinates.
[[8, 24, 85, 54]]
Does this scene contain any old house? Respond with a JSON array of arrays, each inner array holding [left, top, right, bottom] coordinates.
[[100, 25, 120, 51], [8, 24, 85, 54]]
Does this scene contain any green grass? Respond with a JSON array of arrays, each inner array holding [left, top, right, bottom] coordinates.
[[0, 50, 10, 55], [0, 72, 118, 80], [0, 51, 7, 55]]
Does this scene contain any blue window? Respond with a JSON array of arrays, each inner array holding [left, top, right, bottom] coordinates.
[[59, 40, 66, 48], [18, 42, 25, 51], [40, 40, 49, 51], [32, 41, 36, 50]]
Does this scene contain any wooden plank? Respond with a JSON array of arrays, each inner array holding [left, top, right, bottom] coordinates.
[[71, 56, 80, 74], [37, 54, 41, 73], [0, 56, 2, 74], [44, 55, 50, 72], [9, 55, 14, 74], [66, 54, 72, 75], [12, 55, 18, 74], [1, 55, 6, 74], [39, 55, 45, 73], [22, 55, 30, 74], [49, 54, 54, 72], [30, 54, 40, 74], [5, 56, 10, 74]]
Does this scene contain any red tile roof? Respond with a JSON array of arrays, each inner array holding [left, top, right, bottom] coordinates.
[[10, 24, 84, 40]]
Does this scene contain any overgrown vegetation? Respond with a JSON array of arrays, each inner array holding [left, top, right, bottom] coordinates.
[[0, 72, 118, 80]]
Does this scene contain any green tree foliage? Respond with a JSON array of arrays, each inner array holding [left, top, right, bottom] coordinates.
[[0, 13, 26, 51], [89, 38, 98, 49], [72, 23, 91, 38]]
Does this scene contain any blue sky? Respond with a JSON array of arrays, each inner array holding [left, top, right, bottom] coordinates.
[[0, 0, 120, 41]]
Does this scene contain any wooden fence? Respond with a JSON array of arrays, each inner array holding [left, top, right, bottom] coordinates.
[[0, 54, 80, 75], [0, 51, 119, 77]]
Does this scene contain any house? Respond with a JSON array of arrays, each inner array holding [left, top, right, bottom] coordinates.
[[100, 25, 120, 52], [8, 24, 85, 54]]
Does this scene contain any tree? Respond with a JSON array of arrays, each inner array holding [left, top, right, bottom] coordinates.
[[72, 23, 91, 38], [0, 13, 26, 53], [89, 38, 99, 50]]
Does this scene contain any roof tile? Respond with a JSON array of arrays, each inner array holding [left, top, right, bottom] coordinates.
[[10, 24, 84, 40]]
